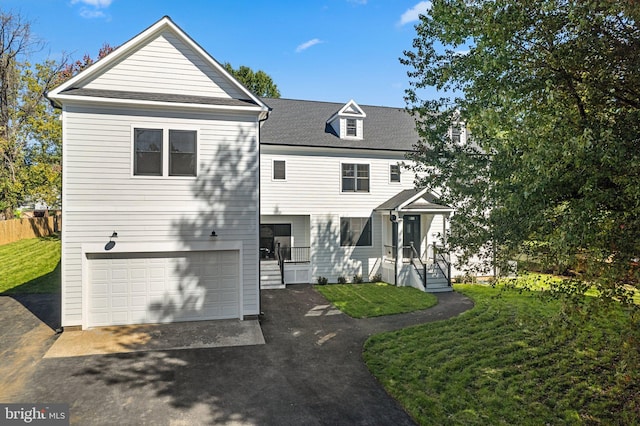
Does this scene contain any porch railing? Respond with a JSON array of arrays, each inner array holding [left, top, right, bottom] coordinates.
[[434, 250, 452, 287], [408, 242, 427, 289], [279, 246, 310, 264]]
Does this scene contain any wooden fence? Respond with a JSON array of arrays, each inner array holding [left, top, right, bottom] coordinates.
[[0, 215, 61, 245]]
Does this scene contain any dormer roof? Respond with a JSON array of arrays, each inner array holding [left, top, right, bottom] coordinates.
[[326, 99, 367, 123]]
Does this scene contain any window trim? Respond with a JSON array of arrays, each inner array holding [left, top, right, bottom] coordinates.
[[131, 125, 199, 179], [340, 217, 373, 247], [341, 162, 370, 193], [272, 159, 287, 181]]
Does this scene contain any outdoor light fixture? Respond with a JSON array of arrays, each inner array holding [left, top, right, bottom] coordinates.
[[210, 230, 218, 237], [105, 230, 118, 251]]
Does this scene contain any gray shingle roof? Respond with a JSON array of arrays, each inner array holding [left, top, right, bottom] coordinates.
[[260, 98, 419, 152], [60, 88, 259, 107], [375, 189, 451, 212]]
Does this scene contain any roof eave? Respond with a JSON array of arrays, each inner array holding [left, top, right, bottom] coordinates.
[[49, 94, 269, 114]]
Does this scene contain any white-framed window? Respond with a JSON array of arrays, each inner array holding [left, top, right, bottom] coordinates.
[[390, 164, 401, 183], [340, 217, 372, 246], [273, 160, 286, 180], [346, 118, 357, 137], [342, 163, 369, 192], [133, 127, 198, 177]]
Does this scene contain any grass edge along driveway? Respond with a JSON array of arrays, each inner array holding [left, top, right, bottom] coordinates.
[[315, 282, 438, 318], [363, 283, 639, 426]]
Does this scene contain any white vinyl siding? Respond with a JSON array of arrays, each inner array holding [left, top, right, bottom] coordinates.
[[260, 146, 419, 282], [61, 104, 259, 326], [83, 30, 244, 99]]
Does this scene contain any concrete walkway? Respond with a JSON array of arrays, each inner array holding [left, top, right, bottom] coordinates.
[[3, 285, 473, 425]]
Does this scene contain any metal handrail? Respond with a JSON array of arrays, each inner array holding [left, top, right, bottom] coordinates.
[[276, 243, 285, 285], [409, 242, 427, 289], [434, 251, 452, 287]]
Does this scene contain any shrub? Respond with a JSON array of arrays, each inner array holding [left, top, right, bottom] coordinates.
[[337, 276, 347, 284], [353, 274, 364, 284], [316, 276, 328, 285], [370, 273, 383, 282]]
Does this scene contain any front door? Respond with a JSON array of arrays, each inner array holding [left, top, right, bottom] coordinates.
[[403, 215, 421, 259], [260, 224, 292, 260]]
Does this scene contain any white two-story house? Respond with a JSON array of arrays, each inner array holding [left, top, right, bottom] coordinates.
[[47, 16, 464, 330], [259, 98, 456, 292]]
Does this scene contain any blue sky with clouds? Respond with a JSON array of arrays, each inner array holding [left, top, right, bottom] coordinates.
[[3, 0, 434, 107]]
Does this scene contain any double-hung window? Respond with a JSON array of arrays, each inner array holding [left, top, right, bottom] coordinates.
[[390, 164, 401, 183], [134, 128, 197, 177], [134, 129, 163, 176], [342, 163, 369, 192], [340, 217, 372, 246], [346, 118, 357, 137]]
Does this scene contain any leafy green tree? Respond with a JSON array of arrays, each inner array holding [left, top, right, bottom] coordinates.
[[0, 11, 65, 218], [403, 1, 640, 300], [223, 62, 281, 98]]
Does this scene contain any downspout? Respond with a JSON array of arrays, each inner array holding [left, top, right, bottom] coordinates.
[[390, 209, 398, 286], [257, 108, 271, 318]]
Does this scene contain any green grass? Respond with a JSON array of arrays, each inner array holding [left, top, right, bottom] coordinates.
[[315, 283, 438, 318], [0, 236, 61, 294], [364, 283, 640, 425]]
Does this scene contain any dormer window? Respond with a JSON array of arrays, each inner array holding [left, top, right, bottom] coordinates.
[[327, 99, 366, 141], [346, 119, 357, 137]]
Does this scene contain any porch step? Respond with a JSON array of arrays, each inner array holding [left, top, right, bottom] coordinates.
[[261, 261, 285, 290]]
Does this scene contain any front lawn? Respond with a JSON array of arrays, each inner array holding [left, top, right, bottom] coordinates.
[[0, 236, 61, 294], [315, 283, 438, 318], [363, 283, 639, 425]]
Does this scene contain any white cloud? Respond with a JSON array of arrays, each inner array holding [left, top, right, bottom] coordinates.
[[398, 1, 432, 26], [347, 0, 368, 4], [72, 0, 112, 19], [79, 9, 106, 18], [296, 38, 323, 53], [72, 0, 113, 7]]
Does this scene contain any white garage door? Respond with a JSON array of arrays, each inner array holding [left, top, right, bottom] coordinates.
[[87, 250, 239, 327]]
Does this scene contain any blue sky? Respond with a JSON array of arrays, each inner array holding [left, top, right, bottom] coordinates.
[[3, 0, 434, 107]]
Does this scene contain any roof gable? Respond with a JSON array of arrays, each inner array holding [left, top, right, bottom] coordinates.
[[48, 16, 268, 113]]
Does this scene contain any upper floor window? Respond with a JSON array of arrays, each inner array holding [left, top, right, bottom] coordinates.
[[340, 217, 372, 246], [134, 128, 197, 177], [390, 164, 401, 183], [346, 118, 357, 137], [169, 130, 197, 177], [273, 160, 286, 180], [451, 126, 461, 144], [134, 129, 163, 176], [342, 163, 369, 192]]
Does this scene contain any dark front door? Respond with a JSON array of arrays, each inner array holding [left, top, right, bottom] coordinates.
[[260, 224, 291, 260], [403, 215, 421, 259]]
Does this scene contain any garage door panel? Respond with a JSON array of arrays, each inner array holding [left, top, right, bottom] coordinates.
[[87, 250, 239, 327]]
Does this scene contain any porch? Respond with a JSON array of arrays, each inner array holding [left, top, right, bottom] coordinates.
[[375, 189, 454, 293], [260, 216, 311, 289]]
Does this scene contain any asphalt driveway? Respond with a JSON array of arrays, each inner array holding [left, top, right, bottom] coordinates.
[[1, 286, 473, 425]]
